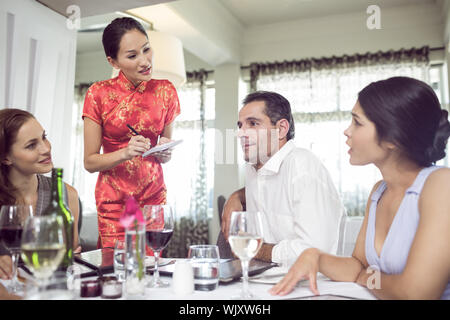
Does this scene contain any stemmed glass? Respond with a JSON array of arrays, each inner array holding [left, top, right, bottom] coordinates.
[[143, 204, 174, 288], [20, 215, 66, 295], [0, 205, 33, 294], [228, 211, 264, 300]]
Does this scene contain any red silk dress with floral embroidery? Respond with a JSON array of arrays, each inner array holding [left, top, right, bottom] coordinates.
[[82, 71, 180, 253]]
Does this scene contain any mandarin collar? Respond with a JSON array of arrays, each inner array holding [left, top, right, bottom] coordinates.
[[117, 71, 147, 93]]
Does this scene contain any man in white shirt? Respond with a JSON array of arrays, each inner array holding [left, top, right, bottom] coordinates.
[[218, 91, 345, 267]]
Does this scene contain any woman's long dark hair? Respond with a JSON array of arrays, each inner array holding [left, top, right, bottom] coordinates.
[[358, 76, 450, 167], [0, 108, 35, 207], [102, 17, 148, 59]]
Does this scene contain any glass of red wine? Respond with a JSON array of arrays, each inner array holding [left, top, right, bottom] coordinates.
[[143, 204, 174, 288], [0, 205, 33, 294]]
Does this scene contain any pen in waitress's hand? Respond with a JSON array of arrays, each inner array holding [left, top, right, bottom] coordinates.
[[127, 124, 152, 148], [126, 124, 139, 136]]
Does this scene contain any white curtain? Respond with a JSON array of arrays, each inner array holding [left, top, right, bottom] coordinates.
[[163, 70, 214, 257], [72, 84, 98, 215], [251, 47, 431, 215]]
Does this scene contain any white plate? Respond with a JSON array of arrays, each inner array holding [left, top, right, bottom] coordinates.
[[145, 256, 173, 268]]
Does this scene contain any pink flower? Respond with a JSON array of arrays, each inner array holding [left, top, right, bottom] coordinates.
[[120, 196, 145, 229]]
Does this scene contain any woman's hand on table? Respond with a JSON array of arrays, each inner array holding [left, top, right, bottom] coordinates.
[[153, 137, 173, 163], [122, 135, 151, 160], [269, 248, 321, 296], [0, 255, 12, 280]]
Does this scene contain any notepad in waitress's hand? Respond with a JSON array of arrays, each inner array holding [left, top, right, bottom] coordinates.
[[142, 139, 183, 158]]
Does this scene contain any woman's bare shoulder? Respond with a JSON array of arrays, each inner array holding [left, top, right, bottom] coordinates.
[[419, 167, 450, 214], [425, 167, 450, 189]]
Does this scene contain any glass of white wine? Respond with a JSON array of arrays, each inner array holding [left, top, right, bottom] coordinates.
[[228, 211, 264, 300], [21, 215, 66, 296]]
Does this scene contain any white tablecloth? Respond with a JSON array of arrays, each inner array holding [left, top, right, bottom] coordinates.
[[0, 263, 377, 300], [140, 278, 377, 300]]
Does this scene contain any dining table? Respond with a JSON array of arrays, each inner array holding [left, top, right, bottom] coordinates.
[[1, 257, 377, 301]]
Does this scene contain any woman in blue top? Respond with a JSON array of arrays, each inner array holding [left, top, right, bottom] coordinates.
[[270, 76, 450, 299]]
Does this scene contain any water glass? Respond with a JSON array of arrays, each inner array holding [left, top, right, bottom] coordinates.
[[188, 245, 220, 291], [124, 224, 146, 297], [113, 239, 125, 282]]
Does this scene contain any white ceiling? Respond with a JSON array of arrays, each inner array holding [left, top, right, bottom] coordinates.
[[39, 0, 439, 25], [36, 0, 173, 17], [219, 0, 437, 27]]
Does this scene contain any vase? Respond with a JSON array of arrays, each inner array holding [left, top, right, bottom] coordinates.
[[124, 223, 146, 298]]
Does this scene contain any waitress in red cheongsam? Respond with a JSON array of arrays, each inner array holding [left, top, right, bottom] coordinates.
[[82, 17, 180, 252]]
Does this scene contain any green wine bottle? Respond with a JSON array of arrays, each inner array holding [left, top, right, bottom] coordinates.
[[42, 168, 74, 270]]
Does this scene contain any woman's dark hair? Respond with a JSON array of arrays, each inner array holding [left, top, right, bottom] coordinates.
[[102, 17, 148, 59], [0, 108, 35, 206], [358, 76, 450, 167], [243, 91, 295, 141]]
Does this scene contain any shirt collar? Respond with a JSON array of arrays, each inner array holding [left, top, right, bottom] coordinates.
[[256, 139, 296, 175], [117, 71, 147, 93]]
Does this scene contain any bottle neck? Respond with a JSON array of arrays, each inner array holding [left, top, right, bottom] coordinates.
[[50, 168, 72, 222], [50, 169, 64, 205]]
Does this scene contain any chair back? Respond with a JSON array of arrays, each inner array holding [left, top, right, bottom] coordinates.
[[217, 195, 226, 225], [78, 197, 83, 233], [337, 216, 364, 256]]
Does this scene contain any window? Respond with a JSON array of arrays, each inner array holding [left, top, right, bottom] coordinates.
[[164, 83, 215, 220]]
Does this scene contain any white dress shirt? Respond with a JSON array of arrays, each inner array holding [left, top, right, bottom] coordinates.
[[245, 140, 346, 267]]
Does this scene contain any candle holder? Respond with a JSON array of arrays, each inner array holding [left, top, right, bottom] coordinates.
[[80, 279, 101, 298], [101, 277, 123, 299]]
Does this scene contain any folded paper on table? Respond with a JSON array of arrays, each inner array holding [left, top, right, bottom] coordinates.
[[248, 268, 329, 285], [248, 266, 289, 284], [142, 140, 183, 158]]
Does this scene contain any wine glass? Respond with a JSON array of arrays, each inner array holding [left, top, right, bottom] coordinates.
[[228, 211, 264, 300], [143, 204, 174, 288], [0, 204, 33, 294], [20, 215, 66, 295]]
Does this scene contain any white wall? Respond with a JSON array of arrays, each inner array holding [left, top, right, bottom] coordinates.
[[211, 63, 241, 244], [0, 0, 77, 183], [443, 0, 450, 107], [75, 50, 111, 84]]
